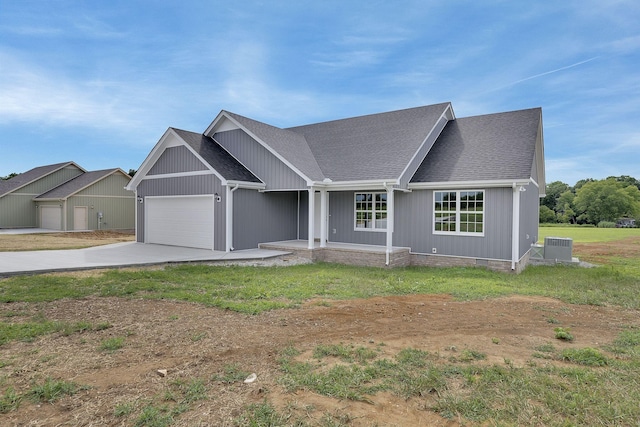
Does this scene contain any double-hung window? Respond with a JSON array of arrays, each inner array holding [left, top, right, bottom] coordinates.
[[355, 193, 387, 231], [434, 190, 484, 235]]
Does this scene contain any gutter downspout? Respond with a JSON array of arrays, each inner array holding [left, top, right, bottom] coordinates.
[[225, 184, 239, 252], [384, 183, 395, 266], [511, 183, 521, 271]]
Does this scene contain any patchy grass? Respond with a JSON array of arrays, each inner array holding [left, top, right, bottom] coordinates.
[[269, 334, 640, 426], [1, 255, 639, 313], [538, 226, 640, 243]]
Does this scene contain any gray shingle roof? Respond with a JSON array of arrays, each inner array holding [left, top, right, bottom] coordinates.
[[287, 103, 451, 181], [223, 111, 325, 182], [411, 108, 542, 183], [173, 128, 262, 183], [34, 169, 126, 200], [0, 161, 77, 197]]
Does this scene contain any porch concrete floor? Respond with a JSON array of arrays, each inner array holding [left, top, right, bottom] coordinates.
[[261, 239, 410, 253]]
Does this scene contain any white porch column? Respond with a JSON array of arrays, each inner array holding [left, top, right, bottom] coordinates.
[[320, 189, 328, 248], [385, 186, 395, 265], [225, 185, 237, 252], [308, 187, 315, 249]]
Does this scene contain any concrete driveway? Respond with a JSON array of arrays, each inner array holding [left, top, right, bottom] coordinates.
[[0, 242, 290, 276]]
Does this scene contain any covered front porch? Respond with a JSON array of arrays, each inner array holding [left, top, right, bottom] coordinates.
[[259, 239, 411, 268]]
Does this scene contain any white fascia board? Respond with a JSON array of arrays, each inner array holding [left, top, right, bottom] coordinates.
[[225, 180, 266, 190], [398, 104, 454, 184], [311, 179, 400, 192], [126, 128, 227, 190], [125, 128, 175, 191], [203, 110, 229, 135], [141, 170, 217, 180], [408, 179, 531, 190], [207, 111, 314, 186]]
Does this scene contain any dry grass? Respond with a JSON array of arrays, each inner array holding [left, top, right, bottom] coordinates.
[[0, 231, 134, 252]]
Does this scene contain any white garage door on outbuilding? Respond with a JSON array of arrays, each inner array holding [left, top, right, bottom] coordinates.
[[40, 205, 62, 230], [145, 196, 215, 250]]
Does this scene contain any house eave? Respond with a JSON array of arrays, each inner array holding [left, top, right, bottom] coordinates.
[[408, 178, 532, 190], [226, 180, 266, 190], [206, 111, 316, 186], [310, 179, 401, 191]]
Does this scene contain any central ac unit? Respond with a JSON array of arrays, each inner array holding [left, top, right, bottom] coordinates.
[[544, 237, 573, 261]]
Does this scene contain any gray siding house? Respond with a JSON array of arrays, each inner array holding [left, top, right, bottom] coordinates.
[[0, 162, 135, 231], [126, 103, 545, 272]]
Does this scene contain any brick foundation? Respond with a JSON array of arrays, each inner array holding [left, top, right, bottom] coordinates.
[[259, 243, 530, 273]]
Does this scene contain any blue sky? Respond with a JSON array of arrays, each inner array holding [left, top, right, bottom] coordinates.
[[1, 1, 639, 186]]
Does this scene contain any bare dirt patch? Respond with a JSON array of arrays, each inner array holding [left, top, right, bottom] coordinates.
[[574, 235, 640, 263], [1, 293, 637, 426], [0, 231, 134, 251]]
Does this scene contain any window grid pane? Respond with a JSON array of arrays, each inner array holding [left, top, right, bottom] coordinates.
[[355, 193, 387, 231], [434, 191, 484, 235]]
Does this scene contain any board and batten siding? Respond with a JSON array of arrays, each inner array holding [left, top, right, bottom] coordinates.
[[0, 194, 38, 228], [519, 183, 540, 257], [148, 146, 208, 175], [232, 189, 298, 250], [136, 174, 226, 250], [327, 191, 386, 246], [394, 188, 513, 261], [20, 165, 84, 196], [0, 165, 84, 228], [65, 197, 134, 231], [214, 129, 307, 190]]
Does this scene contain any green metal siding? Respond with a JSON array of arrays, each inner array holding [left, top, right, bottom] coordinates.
[[0, 165, 83, 228], [76, 173, 132, 197], [17, 165, 84, 195], [0, 194, 38, 227], [65, 196, 134, 231], [67, 174, 134, 230]]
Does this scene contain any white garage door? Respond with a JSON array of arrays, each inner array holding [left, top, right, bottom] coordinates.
[[145, 196, 214, 250], [41, 206, 62, 230]]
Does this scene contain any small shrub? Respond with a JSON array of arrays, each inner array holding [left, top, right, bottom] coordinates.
[[99, 336, 125, 352], [135, 405, 173, 427], [235, 401, 290, 426], [554, 327, 574, 341], [114, 402, 134, 417], [459, 349, 486, 362], [561, 347, 608, 366], [0, 387, 21, 413], [597, 221, 616, 228], [213, 364, 250, 384], [27, 378, 83, 403]]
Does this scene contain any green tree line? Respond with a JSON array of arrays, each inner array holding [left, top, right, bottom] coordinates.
[[540, 176, 640, 226]]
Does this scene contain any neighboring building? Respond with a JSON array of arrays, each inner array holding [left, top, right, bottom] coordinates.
[[126, 103, 545, 272], [616, 218, 636, 228], [0, 162, 135, 231]]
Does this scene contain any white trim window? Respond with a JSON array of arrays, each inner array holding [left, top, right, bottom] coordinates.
[[433, 190, 484, 235], [355, 192, 387, 231]]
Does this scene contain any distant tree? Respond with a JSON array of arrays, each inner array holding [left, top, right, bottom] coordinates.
[[607, 175, 640, 191], [555, 190, 576, 223], [574, 178, 595, 191], [128, 169, 137, 177], [541, 181, 570, 211], [539, 205, 556, 223], [574, 179, 640, 224], [1, 172, 18, 180]]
